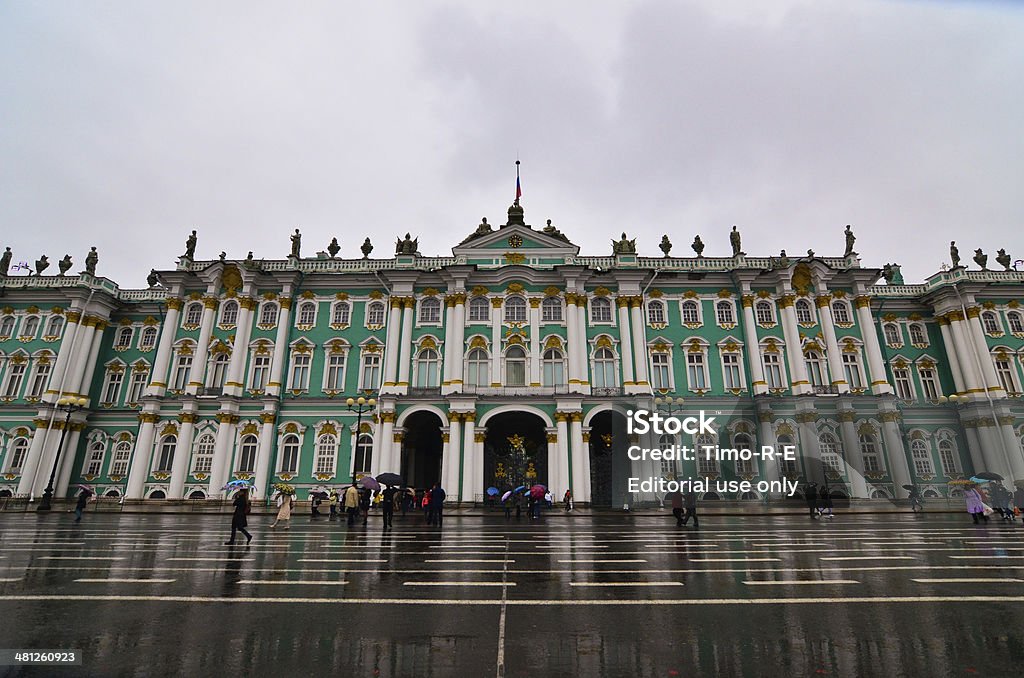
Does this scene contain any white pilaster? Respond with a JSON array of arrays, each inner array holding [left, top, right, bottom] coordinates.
[[186, 298, 217, 395], [937, 319, 966, 394], [838, 412, 868, 499], [816, 295, 849, 393], [490, 298, 502, 386], [43, 309, 82, 404], [383, 298, 402, 391], [396, 299, 414, 392], [462, 414, 476, 501], [966, 308, 1004, 395], [529, 299, 541, 386], [575, 300, 590, 394], [147, 299, 182, 397], [223, 298, 254, 397], [556, 414, 571, 499], [879, 410, 911, 497], [442, 296, 456, 393], [16, 423, 50, 497], [616, 298, 635, 387], [266, 297, 292, 397], [779, 296, 811, 395], [168, 412, 196, 499], [54, 423, 85, 498], [126, 413, 158, 499], [452, 295, 466, 388], [854, 295, 891, 395], [565, 295, 579, 386], [629, 298, 648, 388], [208, 414, 238, 497], [947, 315, 982, 394], [254, 412, 276, 498], [445, 413, 463, 501], [740, 295, 768, 395], [569, 412, 587, 501], [76, 322, 106, 401], [997, 416, 1024, 482]]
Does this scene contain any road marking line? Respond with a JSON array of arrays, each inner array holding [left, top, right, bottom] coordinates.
[[428, 546, 505, 549], [689, 558, 782, 562], [298, 559, 388, 563], [911, 578, 1024, 584], [403, 581, 510, 587], [570, 582, 684, 587], [166, 557, 251, 562], [949, 555, 1024, 559], [496, 537, 510, 678], [557, 559, 648, 563], [743, 580, 859, 586], [0, 578, 21, 582], [536, 545, 608, 549], [74, 578, 176, 584], [236, 580, 349, 585], [820, 556, 916, 561], [38, 556, 125, 560], [425, 559, 515, 563], [750, 543, 832, 547]]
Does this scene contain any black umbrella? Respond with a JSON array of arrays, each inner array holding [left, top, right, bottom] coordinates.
[[976, 472, 1004, 481], [310, 491, 329, 500], [902, 484, 916, 491], [376, 472, 403, 486]]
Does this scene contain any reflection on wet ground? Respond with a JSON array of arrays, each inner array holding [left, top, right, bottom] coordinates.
[[1, 512, 1023, 676]]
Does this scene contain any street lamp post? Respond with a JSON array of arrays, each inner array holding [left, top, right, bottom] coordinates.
[[37, 396, 89, 512], [346, 395, 377, 479]]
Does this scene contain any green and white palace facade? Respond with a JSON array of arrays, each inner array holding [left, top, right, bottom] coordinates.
[[1, 203, 1023, 505]]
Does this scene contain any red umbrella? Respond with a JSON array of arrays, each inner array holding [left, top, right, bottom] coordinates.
[[530, 484, 547, 499]]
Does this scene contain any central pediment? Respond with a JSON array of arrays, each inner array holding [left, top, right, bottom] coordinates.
[[453, 204, 579, 259]]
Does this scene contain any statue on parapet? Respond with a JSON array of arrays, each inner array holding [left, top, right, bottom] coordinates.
[[58, 255, 73, 276], [184, 230, 197, 259], [361, 238, 373, 258], [328, 238, 340, 258], [659, 235, 672, 257], [950, 241, 961, 268], [34, 255, 50, 276], [730, 225, 743, 256], [996, 249, 1012, 270], [290, 229, 302, 258], [84, 246, 98, 276], [881, 263, 904, 285], [843, 225, 857, 256], [778, 249, 790, 268], [0, 247, 11, 276], [691, 235, 705, 258], [474, 218, 492, 237], [973, 248, 988, 270], [147, 270, 159, 288], [543, 219, 569, 242], [396, 233, 419, 255], [611, 232, 636, 255]]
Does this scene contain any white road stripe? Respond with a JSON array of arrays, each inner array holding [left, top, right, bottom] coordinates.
[[949, 555, 1024, 560], [820, 556, 916, 561], [570, 582, 684, 587], [298, 559, 388, 563], [689, 558, 781, 562], [236, 580, 349, 585], [743, 580, 859, 586], [38, 556, 125, 560], [74, 578, 176, 583], [535, 545, 608, 549], [424, 559, 514, 563], [166, 557, 251, 562], [557, 559, 648, 563], [403, 581, 511, 587], [0, 578, 22, 582], [911, 578, 1024, 583]]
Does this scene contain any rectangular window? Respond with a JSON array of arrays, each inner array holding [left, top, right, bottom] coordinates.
[[127, 371, 148, 404], [3, 363, 26, 398], [250, 354, 271, 390], [722, 353, 741, 390], [172, 356, 192, 391], [325, 354, 345, 390], [542, 358, 564, 387], [651, 353, 671, 390], [103, 371, 124, 404], [919, 368, 939, 401], [290, 353, 311, 391], [995, 359, 1016, 393], [110, 444, 131, 477], [361, 353, 381, 390], [894, 368, 914, 400], [28, 362, 51, 399], [763, 353, 783, 389], [686, 352, 706, 390], [85, 446, 104, 476], [842, 353, 863, 389]]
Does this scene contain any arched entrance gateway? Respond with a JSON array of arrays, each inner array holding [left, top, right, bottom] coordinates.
[[400, 411, 444, 491], [482, 411, 549, 496], [587, 409, 631, 508]]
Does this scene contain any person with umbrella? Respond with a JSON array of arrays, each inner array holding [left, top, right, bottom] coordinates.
[[73, 486, 93, 523], [310, 490, 324, 518], [992, 482, 1015, 522], [344, 482, 360, 526], [358, 483, 373, 526], [964, 482, 989, 524], [329, 488, 339, 518], [905, 485, 923, 513], [270, 486, 294, 529], [381, 484, 400, 529], [224, 488, 253, 545]]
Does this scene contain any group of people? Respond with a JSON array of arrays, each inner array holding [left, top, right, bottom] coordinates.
[[263, 482, 447, 533], [667, 489, 699, 528], [964, 482, 1024, 524], [804, 483, 835, 519]]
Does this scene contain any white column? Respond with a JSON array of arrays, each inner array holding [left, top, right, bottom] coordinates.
[[444, 413, 463, 501], [616, 298, 635, 387], [452, 295, 466, 388], [54, 423, 85, 498], [461, 413, 476, 501], [208, 414, 237, 497], [548, 430, 567, 499], [442, 296, 456, 391], [779, 296, 811, 395], [147, 299, 181, 397], [997, 415, 1024, 482], [16, 423, 50, 496], [396, 298, 414, 391], [76, 322, 106, 400], [43, 310, 82, 403], [966, 308, 1004, 395], [937, 318, 966, 394], [64, 320, 98, 397], [253, 412, 276, 498], [854, 295, 892, 395], [816, 295, 849, 394], [879, 411, 911, 497], [741, 296, 768, 395], [569, 412, 587, 500], [383, 298, 402, 390], [529, 299, 541, 386], [579, 425, 592, 502], [564, 295, 580, 386], [757, 412, 781, 496], [126, 413, 158, 499], [947, 315, 982, 393], [377, 413, 395, 474], [266, 297, 292, 397], [186, 298, 217, 395], [168, 412, 196, 499], [576, 300, 590, 393], [490, 298, 502, 386], [223, 298, 254, 397], [629, 298, 648, 387], [963, 424, 987, 474], [471, 426, 485, 502], [797, 413, 824, 485], [976, 421, 1011, 481], [838, 412, 868, 499], [555, 413, 572, 499]]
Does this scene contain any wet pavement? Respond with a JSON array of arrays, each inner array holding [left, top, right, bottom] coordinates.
[[2, 510, 1024, 677]]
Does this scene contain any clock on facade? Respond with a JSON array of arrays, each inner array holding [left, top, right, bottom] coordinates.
[[508, 235, 523, 248]]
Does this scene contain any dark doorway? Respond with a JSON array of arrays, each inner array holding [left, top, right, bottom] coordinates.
[[588, 409, 629, 507], [401, 411, 444, 491], [483, 411, 548, 492]]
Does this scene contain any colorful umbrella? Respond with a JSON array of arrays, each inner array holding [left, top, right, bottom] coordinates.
[[310, 491, 329, 500], [404, 487, 416, 496], [272, 482, 295, 495], [514, 485, 527, 494], [486, 487, 500, 496], [969, 476, 992, 484], [501, 490, 513, 502], [530, 484, 547, 499], [222, 480, 251, 491], [376, 472, 403, 486], [361, 477, 381, 491]]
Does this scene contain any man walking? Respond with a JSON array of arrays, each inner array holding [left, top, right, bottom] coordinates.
[[381, 485, 399, 529], [805, 483, 819, 518], [667, 489, 683, 527], [73, 489, 92, 523], [344, 482, 360, 526], [681, 490, 698, 528], [430, 484, 446, 527]]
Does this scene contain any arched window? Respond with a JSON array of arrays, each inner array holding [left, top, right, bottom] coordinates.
[[938, 438, 958, 475], [314, 434, 336, 475], [981, 311, 1000, 335], [805, 351, 826, 387], [116, 327, 134, 348], [590, 297, 612, 323], [184, 303, 202, 326], [85, 441, 105, 476], [819, 433, 844, 474], [831, 301, 851, 324], [297, 302, 316, 326], [22, 316, 40, 337], [279, 434, 300, 474], [542, 348, 565, 386], [415, 348, 440, 388], [0, 316, 15, 337], [46, 316, 64, 336], [659, 433, 678, 478], [859, 434, 881, 473], [220, 300, 239, 326], [156, 435, 176, 472], [883, 323, 901, 345], [647, 300, 666, 324], [332, 301, 351, 325], [28, 355, 52, 398], [468, 296, 490, 322], [418, 297, 441, 324], [715, 301, 735, 325], [680, 300, 700, 325], [237, 434, 258, 473], [259, 302, 278, 326], [6, 437, 29, 473], [192, 434, 215, 474], [505, 296, 527, 322], [208, 353, 229, 389], [910, 438, 933, 475], [695, 433, 719, 475], [466, 347, 489, 387], [777, 434, 798, 476], [2, 357, 27, 398], [592, 347, 616, 388], [353, 434, 373, 475], [733, 432, 754, 475], [795, 299, 814, 324], [505, 346, 527, 386], [366, 302, 385, 326], [110, 441, 132, 476], [541, 297, 562, 322], [755, 301, 774, 325], [1008, 312, 1024, 335], [909, 323, 927, 345], [140, 326, 158, 350]]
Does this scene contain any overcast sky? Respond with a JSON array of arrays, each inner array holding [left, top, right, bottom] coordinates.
[[2, 0, 1021, 288]]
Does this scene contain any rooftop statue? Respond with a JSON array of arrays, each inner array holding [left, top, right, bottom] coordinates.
[[396, 233, 419, 255], [290, 229, 302, 258], [184, 230, 197, 259], [778, 249, 790, 268], [361, 237, 373, 259], [84, 246, 98, 276], [659, 235, 672, 257], [843, 225, 857, 256], [730, 225, 743, 256], [328, 238, 340, 258], [996, 249, 1012, 271], [973, 248, 988, 270], [542, 219, 570, 243], [0, 247, 10, 276], [34, 255, 50, 276], [882, 263, 904, 285], [691, 235, 705, 258], [147, 269, 159, 288], [611, 232, 636, 255], [58, 254, 73, 276], [950, 241, 960, 268]]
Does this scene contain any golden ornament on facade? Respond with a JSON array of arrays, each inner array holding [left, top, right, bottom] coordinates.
[[319, 422, 338, 436], [506, 282, 525, 294], [503, 252, 526, 265], [159, 423, 178, 436], [595, 335, 613, 349], [239, 422, 259, 436], [178, 412, 197, 424]]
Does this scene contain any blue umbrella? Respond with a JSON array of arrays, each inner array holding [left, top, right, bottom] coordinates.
[[222, 480, 251, 490], [486, 487, 500, 496], [969, 476, 992, 484], [514, 485, 527, 493]]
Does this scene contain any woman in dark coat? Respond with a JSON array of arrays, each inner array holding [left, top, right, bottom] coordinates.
[[225, 488, 253, 545], [805, 483, 818, 518]]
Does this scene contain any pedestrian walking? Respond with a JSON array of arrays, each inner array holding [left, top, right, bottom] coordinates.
[[908, 486, 923, 512], [359, 487, 372, 526], [430, 484, 447, 527], [514, 493, 522, 521], [818, 489, 834, 519], [224, 488, 253, 545], [964, 484, 989, 524], [544, 490, 553, 508], [992, 483, 1015, 521], [73, 489, 92, 522], [381, 485, 399, 529], [530, 495, 542, 520], [1014, 485, 1024, 522], [563, 489, 573, 513], [667, 489, 683, 527], [681, 490, 699, 528], [270, 491, 294, 529], [311, 493, 323, 518], [344, 482, 360, 526], [421, 490, 431, 523], [805, 483, 819, 518], [329, 489, 339, 518]]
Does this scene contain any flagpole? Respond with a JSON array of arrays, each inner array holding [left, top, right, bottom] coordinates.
[[515, 159, 521, 206]]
